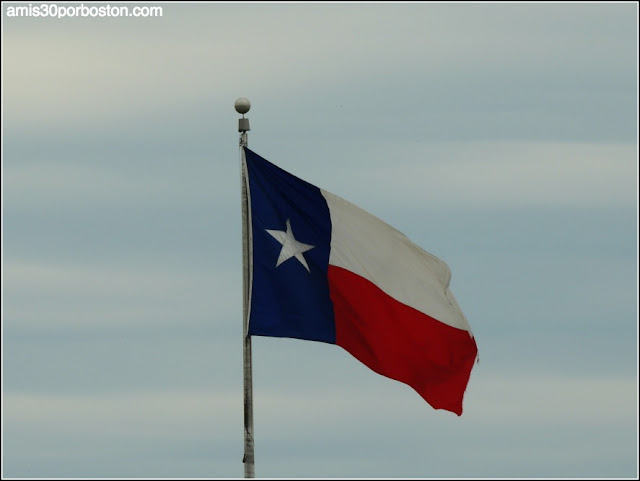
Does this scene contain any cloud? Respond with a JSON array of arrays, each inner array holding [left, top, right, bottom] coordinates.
[[289, 140, 637, 211], [5, 139, 635, 220], [3, 369, 636, 477], [3, 259, 238, 328], [3, 157, 234, 210], [466, 371, 636, 427], [2, 4, 635, 136], [6, 371, 632, 442], [4, 389, 240, 439], [2, 389, 243, 477]]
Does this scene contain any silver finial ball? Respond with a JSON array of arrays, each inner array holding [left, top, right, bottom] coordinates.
[[235, 98, 251, 115]]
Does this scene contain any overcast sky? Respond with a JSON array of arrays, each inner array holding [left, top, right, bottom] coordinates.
[[2, 2, 638, 478]]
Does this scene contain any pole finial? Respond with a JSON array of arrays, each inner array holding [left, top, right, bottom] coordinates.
[[235, 97, 251, 116], [235, 98, 251, 135]]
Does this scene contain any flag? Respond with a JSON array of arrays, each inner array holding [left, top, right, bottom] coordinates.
[[243, 147, 478, 415]]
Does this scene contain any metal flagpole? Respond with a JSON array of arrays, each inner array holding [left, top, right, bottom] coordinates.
[[235, 97, 255, 478]]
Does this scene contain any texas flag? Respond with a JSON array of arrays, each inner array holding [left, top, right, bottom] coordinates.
[[244, 147, 478, 415]]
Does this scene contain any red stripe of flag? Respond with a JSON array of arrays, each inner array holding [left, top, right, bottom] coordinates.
[[329, 265, 478, 415]]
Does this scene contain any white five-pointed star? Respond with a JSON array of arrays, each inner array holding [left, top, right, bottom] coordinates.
[[266, 219, 315, 272]]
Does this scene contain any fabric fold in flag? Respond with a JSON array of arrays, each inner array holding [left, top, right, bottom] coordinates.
[[244, 147, 478, 415]]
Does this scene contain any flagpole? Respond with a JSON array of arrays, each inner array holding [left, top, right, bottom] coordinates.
[[236, 98, 255, 478]]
